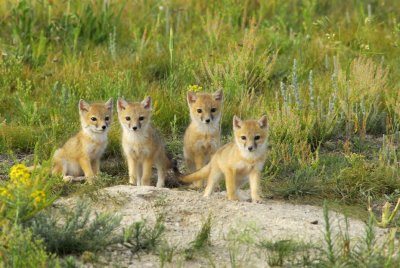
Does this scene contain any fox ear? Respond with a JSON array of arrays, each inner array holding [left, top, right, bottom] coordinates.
[[233, 115, 242, 129], [141, 96, 152, 110], [79, 99, 90, 113], [187, 91, 197, 104], [258, 115, 268, 129], [117, 97, 128, 112], [213, 89, 223, 101], [105, 98, 113, 111]]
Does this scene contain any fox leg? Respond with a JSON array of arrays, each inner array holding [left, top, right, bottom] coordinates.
[[79, 156, 95, 184], [203, 168, 222, 198], [127, 156, 137, 185], [136, 162, 142, 186], [92, 158, 101, 175], [193, 155, 205, 188], [225, 169, 238, 201], [249, 170, 262, 203], [141, 158, 153, 186], [155, 163, 166, 188]]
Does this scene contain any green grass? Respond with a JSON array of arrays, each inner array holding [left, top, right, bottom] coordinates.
[[1, 0, 400, 265], [1, 0, 400, 208]]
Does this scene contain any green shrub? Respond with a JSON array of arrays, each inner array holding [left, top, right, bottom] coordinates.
[[29, 200, 121, 255]]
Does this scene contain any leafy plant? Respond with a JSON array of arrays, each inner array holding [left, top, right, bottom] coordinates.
[[0, 163, 57, 225], [0, 224, 55, 267]]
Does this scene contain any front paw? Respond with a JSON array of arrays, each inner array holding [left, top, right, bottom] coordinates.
[[228, 195, 239, 202], [156, 181, 165, 188], [251, 198, 263, 204]]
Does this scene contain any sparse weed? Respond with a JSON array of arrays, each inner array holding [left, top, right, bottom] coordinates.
[[184, 214, 212, 260], [123, 214, 166, 255]]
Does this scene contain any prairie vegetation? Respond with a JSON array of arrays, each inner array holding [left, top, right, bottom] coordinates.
[[1, 0, 400, 266]]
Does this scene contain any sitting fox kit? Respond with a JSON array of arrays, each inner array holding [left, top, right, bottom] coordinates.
[[117, 96, 173, 187], [184, 89, 223, 187], [52, 99, 113, 183], [181, 115, 268, 202]]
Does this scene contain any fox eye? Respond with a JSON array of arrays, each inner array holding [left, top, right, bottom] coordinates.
[[125, 116, 131, 121], [211, 108, 217, 113], [105, 116, 110, 121], [241, 136, 246, 140], [139, 116, 145, 121], [91, 117, 97, 121], [255, 135, 260, 140], [197, 109, 202, 113]]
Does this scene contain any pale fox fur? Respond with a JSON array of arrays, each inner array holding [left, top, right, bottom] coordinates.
[[183, 89, 223, 187], [117, 96, 177, 187], [52, 99, 113, 184], [181, 115, 268, 202]]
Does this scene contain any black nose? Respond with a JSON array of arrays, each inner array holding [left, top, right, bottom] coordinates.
[[132, 126, 137, 131], [248, 146, 253, 152], [205, 119, 211, 123], [102, 125, 106, 130]]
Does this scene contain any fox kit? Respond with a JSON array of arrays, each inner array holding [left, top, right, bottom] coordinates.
[[52, 99, 113, 184], [181, 115, 268, 203], [117, 96, 175, 187], [184, 89, 223, 187]]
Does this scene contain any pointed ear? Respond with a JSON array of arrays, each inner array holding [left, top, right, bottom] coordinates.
[[117, 97, 128, 112], [79, 99, 90, 114], [233, 115, 242, 130], [213, 89, 223, 101], [105, 98, 113, 111], [258, 115, 268, 129], [187, 91, 197, 104], [141, 96, 152, 110]]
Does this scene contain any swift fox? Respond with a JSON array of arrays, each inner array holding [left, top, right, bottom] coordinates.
[[52, 99, 113, 184], [117, 96, 177, 187], [181, 115, 268, 202], [184, 89, 223, 187]]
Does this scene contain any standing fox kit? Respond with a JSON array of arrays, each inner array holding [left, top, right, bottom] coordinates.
[[52, 99, 113, 183], [181, 115, 268, 203], [184, 89, 223, 187], [117, 96, 174, 187]]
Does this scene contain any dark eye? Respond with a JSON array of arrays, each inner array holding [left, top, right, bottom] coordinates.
[[91, 117, 97, 121], [211, 108, 217, 113], [125, 116, 131, 121], [105, 116, 110, 121], [197, 109, 202, 113], [255, 135, 260, 140], [241, 136, 246, 140], [139, 116, 145, 121]]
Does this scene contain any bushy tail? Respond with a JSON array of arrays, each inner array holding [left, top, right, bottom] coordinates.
[[181, 163, 211, 183]]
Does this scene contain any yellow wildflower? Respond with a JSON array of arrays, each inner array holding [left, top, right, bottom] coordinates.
[[9, 164, 31, 186], [0, 187, 11, 199], [187, 85, 203, 92], [31, 190, 46, 205]]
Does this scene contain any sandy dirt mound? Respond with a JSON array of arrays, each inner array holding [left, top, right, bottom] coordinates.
[[56, 185, 387, 267]]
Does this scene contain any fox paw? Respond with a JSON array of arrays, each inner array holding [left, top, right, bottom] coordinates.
[[252, 199, 263, 204]]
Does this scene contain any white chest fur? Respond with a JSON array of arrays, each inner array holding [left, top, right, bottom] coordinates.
[[122, 131, 151, 159]]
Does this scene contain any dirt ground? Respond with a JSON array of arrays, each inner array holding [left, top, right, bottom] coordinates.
[[55, 185, 388, 267]]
